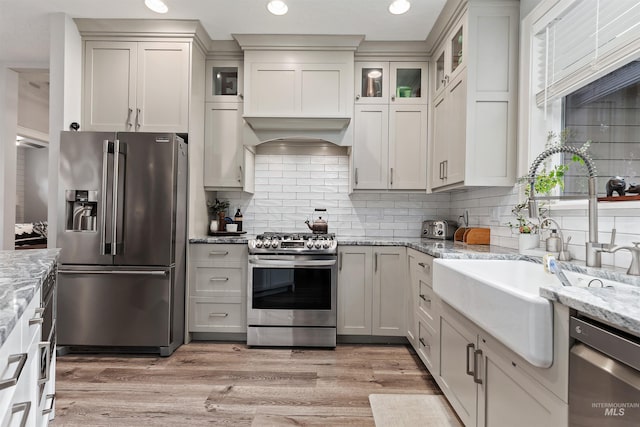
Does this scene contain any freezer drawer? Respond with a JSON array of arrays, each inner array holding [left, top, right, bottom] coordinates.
[[58, 267, 173, 347]]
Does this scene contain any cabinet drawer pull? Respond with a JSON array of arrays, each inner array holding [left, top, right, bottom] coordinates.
[[136, 108, 141, 128], [209, 251, 229, 256], [38, 342, 51, 385], [127, 107, 133, 128], [209, 312, 229, 317], [339, 252, 343, 271], [355, 168, 358, 185], [465, 343, 475, 376], [42, 393, 56, 415], [209, 277, 229, 282], [418, 262, 426, 268], [473, 349, 483, 384], [238, 165, 243, 183], [390, 168, 394, 185], [419, 338, 429, 349], [443, 160, 448, 179], [11, 401, 31, 427], [29, 307, 45, 325], [0, 353, 28, 390], [419, 294, 431, 303], [374, 253, 378, 272]]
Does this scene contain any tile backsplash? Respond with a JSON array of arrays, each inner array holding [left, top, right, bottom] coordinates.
[[216, 153, 640, 271], [216, 154, 451, 237]]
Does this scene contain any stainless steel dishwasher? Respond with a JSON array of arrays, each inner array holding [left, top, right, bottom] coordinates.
[[569, 315, 640, 426]]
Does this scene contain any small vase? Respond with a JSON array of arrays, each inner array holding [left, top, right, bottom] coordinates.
[[209, 219, 218, 234], [518, 233, 539, 252]]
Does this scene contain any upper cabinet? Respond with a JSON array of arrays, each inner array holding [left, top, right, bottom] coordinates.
[[428, 1, 519, 192], [356, 62, 428, 105], [83, 40, 190, 132], [352, 59, 428, 190], [206, 60, 244, 103]]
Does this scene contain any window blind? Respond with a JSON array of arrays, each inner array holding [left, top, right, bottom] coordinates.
[[535, 0, 640, 107]]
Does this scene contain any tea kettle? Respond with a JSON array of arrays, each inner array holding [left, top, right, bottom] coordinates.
[[305, 208, 328, 234]]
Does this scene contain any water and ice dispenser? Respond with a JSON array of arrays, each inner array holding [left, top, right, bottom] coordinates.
[[65, 190, 98, 232]]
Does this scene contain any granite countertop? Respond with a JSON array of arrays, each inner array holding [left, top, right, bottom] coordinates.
[[189, 235, 640, 335], [0, 249, 60, 347]]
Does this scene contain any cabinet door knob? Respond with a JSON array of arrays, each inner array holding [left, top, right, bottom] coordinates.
[[238, 93, 244, 100], [355, 94, 361, 100], [391, 95, 396, 101]]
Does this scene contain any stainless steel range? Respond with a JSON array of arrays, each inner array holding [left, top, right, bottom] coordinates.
[[247, 232, 337, 347]]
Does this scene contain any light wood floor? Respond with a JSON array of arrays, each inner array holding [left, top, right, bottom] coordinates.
[[51, 342, 443, 426]]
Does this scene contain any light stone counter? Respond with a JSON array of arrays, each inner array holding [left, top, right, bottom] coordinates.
[[0, 249, 60, 347]]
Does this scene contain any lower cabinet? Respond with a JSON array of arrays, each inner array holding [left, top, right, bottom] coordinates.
[[187, 243, 247, 334], [337, 246, 406, 336], [437, 302, 568, 427], [0, 282, 56, 427]]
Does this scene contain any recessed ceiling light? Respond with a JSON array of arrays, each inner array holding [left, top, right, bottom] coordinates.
[[267, 0, 288, 16], [389, 0, 411, 15], [145, 0, 168, 14]]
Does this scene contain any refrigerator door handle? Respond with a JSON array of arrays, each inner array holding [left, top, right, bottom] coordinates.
[[59, 269, 169, 276], [112, 140, 128, 256], [100, 140, 112, 256], [111, 140, 120, 255]]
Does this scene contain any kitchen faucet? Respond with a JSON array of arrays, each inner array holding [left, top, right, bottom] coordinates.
[[527, 145, 607, 267]]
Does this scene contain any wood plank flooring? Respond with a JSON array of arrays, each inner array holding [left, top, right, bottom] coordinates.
[[51, 342, 443, 426]]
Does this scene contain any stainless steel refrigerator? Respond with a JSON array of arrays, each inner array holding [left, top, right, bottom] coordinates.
[[57, 131, 187, 356]]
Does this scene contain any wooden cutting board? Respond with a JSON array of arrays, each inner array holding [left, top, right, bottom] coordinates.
[[462, 227, 491, 245], [454, 227, 467, 242]]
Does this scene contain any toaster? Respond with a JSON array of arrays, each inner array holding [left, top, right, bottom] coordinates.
[[422, 220, 458, 240]]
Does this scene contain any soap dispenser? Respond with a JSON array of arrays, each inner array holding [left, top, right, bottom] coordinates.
[[546, 229, 561, 252]]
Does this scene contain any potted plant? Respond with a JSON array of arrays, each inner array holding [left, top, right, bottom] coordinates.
[[207, 198, 230, 233]]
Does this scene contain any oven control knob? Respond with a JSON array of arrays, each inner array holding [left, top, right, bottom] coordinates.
[[322, 240, 331, 249], [263, 240, 271, 248], [255, 240, 263, 248], [314, 241, 322, 249], [271, 240, 280, 248], [306, 239, 314, 248]]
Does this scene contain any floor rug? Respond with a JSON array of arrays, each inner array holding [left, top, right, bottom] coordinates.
[[369, 394, 462, 427]]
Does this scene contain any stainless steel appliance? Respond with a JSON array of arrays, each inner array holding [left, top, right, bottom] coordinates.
[[422, 220, 457, 240], [247, 232, 337, 347], [569, 315, 640, 426], [57, 132, 187, 356]]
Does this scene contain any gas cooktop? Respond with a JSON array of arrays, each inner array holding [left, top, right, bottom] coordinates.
[[248, 232, 337, 254]]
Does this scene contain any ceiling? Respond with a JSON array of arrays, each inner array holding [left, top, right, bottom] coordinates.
[[0, 0, 448, 64]]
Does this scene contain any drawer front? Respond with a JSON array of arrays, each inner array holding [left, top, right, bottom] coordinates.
[[417, 319, 438, 373], [189, 299, 245, 332], [189, 244, 247, 264], [415, 253, 433, 285], [418, 280, 437, 329], [192, 265, 243, 297]]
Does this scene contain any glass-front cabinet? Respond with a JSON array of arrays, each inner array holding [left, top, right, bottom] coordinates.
[[205, 60, 243, 103], [356, 61, 427, 105], [433, 20, 465, 99], [355, 62, 390, 104]]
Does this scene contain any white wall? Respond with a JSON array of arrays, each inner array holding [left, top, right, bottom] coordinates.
[[217, 153, 451, 237], [48, 13, 82, 248], [0, 67, 19, 249]]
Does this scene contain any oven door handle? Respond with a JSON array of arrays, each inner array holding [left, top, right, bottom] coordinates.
[[249, 259, 336, 267]]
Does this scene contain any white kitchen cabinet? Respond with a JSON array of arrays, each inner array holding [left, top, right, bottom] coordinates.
[[337, 247, 373, 335], [187, 244, 248, 334], [356, 62, 428, 105], [436, 301, 569, 427], [0, 283, 56, 427], [206, 60, 243, 103], [243, 50, 353, 118], [203, 102, 255, 192], [83, 41, 190, 132], [429, 1, 519, 192], [352, 102, 427, 190], [431, 70, 466, 188], [353, 60, 428, 190], [337, 246, 406, 336]]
